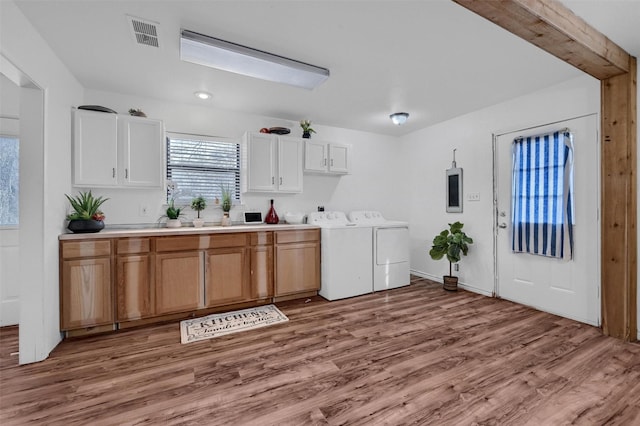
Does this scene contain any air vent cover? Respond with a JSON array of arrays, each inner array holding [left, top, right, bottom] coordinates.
[[127, 15, 159, 48]]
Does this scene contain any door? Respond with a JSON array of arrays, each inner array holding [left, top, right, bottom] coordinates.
[[73, 109, 118, 186], [304, 140, 327, 172], [328, 143, 349, 174], [277, 136, 303, 192], [205, 247, 249, 307], [495, 114, 599, 325], [119, 116, 164, 187], [116, 254, 153, 321], [155, 251, 203, 314], [246, 133, 276, 191]]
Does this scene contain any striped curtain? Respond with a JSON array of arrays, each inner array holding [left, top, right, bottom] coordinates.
[[511, 130, 574, 259]]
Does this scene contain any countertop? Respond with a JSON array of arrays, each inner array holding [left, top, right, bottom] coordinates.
[[59, 223, 319, 240]]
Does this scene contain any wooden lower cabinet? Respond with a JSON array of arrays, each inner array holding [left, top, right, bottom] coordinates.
[[155, 251, 203, 315], [275, 230, 320, 297], [116, 254, 152, 321], [205, 247, 250, 307], [60, 228, 319, 335], [251, 245, 274, 299], [61, 257, 113, 330]]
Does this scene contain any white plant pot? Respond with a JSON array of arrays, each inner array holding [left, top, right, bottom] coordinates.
[[221, 214, 232, 227], [192, 218, 205, 228], [166, 219, 182, 228]]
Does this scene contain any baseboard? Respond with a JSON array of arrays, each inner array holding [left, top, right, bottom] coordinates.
[[410, 269, 493, 297]]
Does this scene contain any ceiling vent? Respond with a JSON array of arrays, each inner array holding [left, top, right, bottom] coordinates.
[[127, 15, 159, 48]]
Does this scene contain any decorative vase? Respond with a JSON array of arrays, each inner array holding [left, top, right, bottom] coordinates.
[[302, 131, 311, 139], [265, 199, 279, 224], [221, 212, 232, 226], [67, 219, 104, 233], [192, 218, 205, 228], [166, 219, 182, 228], [443, 275, 458, 291]]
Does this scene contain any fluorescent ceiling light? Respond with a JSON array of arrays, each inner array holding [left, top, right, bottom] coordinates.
[[180, 30, 330, 90]]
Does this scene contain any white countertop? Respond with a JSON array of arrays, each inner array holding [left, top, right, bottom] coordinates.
[[59, 223, 319, 240]]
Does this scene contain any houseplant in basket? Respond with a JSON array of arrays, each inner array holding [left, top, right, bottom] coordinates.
[[191, 196, 207, 228], [165, 198, 183, 228], [65, 190, 109, 233], [429, 221, 473, 291]]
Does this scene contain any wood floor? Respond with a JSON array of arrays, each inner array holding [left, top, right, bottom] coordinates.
[[1, 276, 640, 425]]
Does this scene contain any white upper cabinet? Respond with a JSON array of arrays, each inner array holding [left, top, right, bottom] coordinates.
[[72, 109, 164, 188], [73, 109, 119, 186], [304, 140, 350, 174], [242, 132, 303, 193], [118, 115, 165, 187]]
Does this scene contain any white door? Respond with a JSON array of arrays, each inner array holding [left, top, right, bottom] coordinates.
[[73, 109, 118, 186], [328, 143, 349, 174], [277, 136, 303, 193], [120, 116, 164, 188], [246, 133, 276, 192], [495, 114, 599, 326]]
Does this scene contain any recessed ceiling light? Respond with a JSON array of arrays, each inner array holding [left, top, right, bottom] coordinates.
[[194, 91, 212, 100]]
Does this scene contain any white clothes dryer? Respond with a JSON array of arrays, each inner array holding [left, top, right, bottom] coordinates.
[[307, 211, 373, 300], [348, 211, 410, 292]]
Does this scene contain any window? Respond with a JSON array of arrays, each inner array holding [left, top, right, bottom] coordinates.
[[511, 130, 574, 259], [0, 136, 19, 226], [166, 133, 241, 205]]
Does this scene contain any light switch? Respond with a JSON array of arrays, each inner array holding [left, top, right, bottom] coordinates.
[[467, 192, 480, 201]]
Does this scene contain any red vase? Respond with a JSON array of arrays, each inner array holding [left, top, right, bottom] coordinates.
[[265, 199, 279, 224]]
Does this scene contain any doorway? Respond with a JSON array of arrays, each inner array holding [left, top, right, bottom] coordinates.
[[494, 114, 600, 326]]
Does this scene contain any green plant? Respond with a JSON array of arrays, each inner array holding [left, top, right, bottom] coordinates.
[[300, 119, 316, 134], [429, 221, 473, 277], [166, 199, 183, 220], [190, 196, 207, 218], [65, 190, 108, 221], [220, 184, 233, 212]]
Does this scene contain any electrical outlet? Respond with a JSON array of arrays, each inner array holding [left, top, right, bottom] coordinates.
[[467, 192, 480, 201], [139, 204, 149, 216]]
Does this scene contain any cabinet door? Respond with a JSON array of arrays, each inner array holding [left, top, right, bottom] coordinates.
[[61, 257, 113, 330], [275, 242, 320, 296], [251, 245, 273, 299], [205, 248, 249, 307], [155, 252, 203, 315], [329, 143, 350, 174], [73, 109, 118, 186], [246, 133, 276, 191], [119, 116, 164, 187], [277, 136, 303, 192], [304, 140, 327, 172], [116, 254, 153, 321]]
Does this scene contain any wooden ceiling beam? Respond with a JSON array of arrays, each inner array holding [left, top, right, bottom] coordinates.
[[452, 0, 631, 80]]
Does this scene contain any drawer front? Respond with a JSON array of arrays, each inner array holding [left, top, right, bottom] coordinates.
[[62, 240, 111, 259], [250, 231, 273, 246], [155, 233, 248, 252], [275, 229, 320, 244], [117, 238, 150, 254]]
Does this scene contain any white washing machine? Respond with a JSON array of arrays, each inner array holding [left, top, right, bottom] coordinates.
[[348, 211, 410, 292], [307, 211, 373, 300]]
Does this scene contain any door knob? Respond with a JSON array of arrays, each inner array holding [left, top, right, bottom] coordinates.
[[498, 223, 507, 229]]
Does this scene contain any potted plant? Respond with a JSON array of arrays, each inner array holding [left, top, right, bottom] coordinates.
[[191, 196, 207, 227], [220, 184, 233, 226], [165, 198, 183, 228], [65, 190, 109, 233], [300, 120, 316, 139], [429, 221, 473, 291]]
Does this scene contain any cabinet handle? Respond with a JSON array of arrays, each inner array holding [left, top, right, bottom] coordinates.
[[323, 158, 327, 166], [280, 177, 283, 185], [112, 168, 116, 178], [125, 169, 128, 179], [272, 176, 275, 184], [331, 159, 334, 167]]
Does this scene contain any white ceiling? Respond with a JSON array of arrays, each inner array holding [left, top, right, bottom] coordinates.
[[13, 0, 640, 136]]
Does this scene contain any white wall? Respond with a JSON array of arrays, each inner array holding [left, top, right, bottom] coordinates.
[[402, 74, 600, 295], [637, 64, 639, 341], [1, 1, 84, 364], [83, 89, 406, 225]]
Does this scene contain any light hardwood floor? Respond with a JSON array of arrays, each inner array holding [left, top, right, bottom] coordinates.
[[1, 277, 639, 425]]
